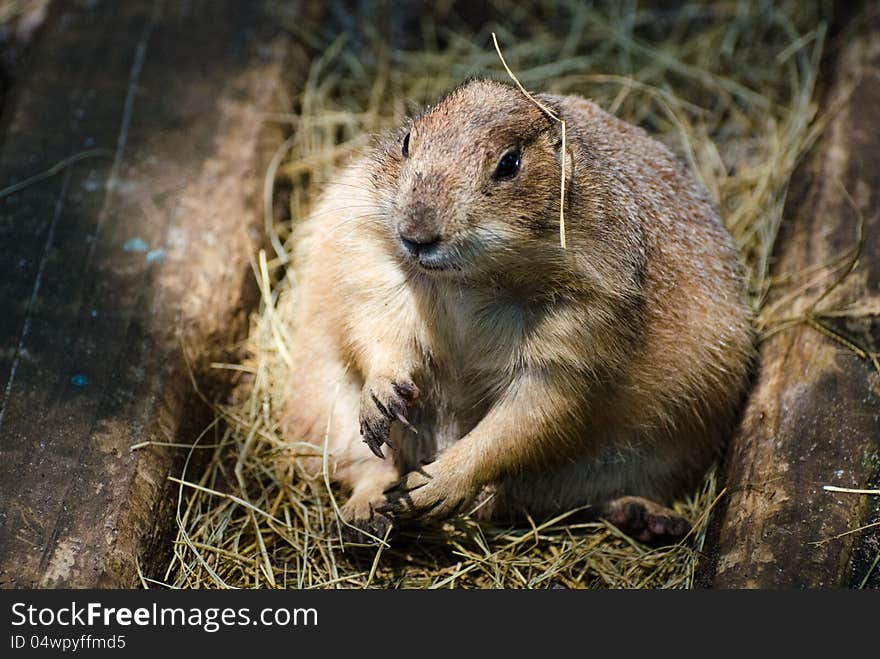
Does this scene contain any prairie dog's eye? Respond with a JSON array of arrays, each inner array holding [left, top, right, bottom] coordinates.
[[493, 149, 521, 180], [402, 132, 411, 157]]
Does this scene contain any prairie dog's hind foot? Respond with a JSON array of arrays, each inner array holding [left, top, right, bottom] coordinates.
[[337, 502, 394, 544], [601, 496, 691, 545], [335, 471, 398, 544]]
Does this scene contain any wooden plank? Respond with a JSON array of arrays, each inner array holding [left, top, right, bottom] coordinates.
[[703, 14, 880, 588], [0, 1, 49, 113], [0, 0, 306, 587]]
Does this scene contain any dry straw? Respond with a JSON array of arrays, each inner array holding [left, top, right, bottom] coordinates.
[[151, 1, 854, 589], [491, 32, 568, 248]]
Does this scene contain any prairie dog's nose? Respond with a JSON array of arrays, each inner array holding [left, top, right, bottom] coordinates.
[[398, 203, 441, 256], [400, 233, 441, 258]]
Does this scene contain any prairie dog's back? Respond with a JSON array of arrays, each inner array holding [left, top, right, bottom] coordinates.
[[550, 95, 752, 484]]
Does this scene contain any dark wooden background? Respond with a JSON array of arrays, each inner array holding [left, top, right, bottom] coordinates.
[[0, 0, 316, 587]]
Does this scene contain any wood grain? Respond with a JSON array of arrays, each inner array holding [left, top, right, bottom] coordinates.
[[705, 13, 880, 588], [0, 0, 307, 587]]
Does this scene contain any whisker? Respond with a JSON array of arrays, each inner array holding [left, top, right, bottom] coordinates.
[[325, 214, 386, 237], [308, 180, 382, 195], [295, 204, 384, 221]]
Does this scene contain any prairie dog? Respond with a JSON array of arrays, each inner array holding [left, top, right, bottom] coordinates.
[[281, 79, 753, 543]]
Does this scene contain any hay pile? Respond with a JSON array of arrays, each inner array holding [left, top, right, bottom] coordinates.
[[151, 1, 831, 589]]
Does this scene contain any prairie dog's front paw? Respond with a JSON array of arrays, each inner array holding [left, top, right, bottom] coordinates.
[[380, 462, 477, 523], [359, 375, 419, 459]]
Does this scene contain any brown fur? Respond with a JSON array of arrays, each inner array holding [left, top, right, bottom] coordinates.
[[280, 79, 754, 540]]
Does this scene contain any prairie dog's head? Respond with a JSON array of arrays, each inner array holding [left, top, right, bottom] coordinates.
[[370, 79, 564, 278]]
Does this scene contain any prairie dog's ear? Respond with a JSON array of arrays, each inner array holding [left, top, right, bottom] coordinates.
[[534, 93, 564, 117], [535, 93, 568, 120], [531, 94, 565, 147], [533, 93, 574, 176]]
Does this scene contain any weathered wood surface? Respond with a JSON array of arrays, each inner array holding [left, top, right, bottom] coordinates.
[[0, 0, 304, 587], [0, 1, 49, 111], [704, 15, 880, 588]]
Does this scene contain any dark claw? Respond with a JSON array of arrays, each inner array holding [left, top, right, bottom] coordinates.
[[381, 485, 405, 501], [424, 497, 446, 514], [374, 501, 395, 515], [379, 469, 436, 518], [360, 411, 392, 459], [395, 412, 416, 433], [376, 490, 408, 516], [359, 378, 419, 459], [378, 487, 405, 515], [382, 475, 429, 496], [371, 393, 390, 417], [364, 438, 385, 459]]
